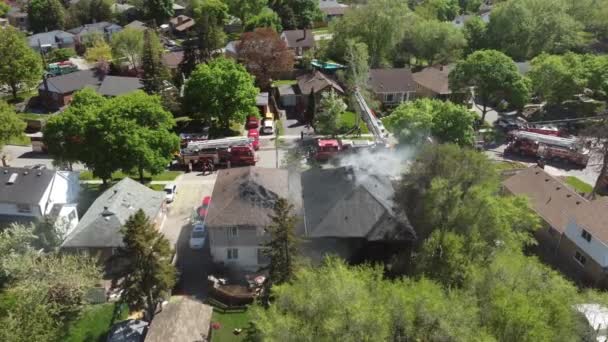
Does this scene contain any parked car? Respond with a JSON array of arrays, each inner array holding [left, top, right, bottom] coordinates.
[[164, 183, 177, 202], [262, 119, 275, 135], [495, 118, 524, 131], [198, 196, 212, 220], [248, 129, 260, 150], [246, 115, 259, 129], [189, 222, 206, 249]]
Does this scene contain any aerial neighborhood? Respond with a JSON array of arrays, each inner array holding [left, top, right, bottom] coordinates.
[[2, 0, 608, 340]]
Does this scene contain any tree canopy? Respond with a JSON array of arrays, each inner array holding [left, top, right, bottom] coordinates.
[[142, 0, 174, 24], [111, 28, 144, 70], [0, 27, 43, 100], [414, 0, 460, 21], [270, 0, 322, 30], [141, 29, 170, 94], [191, 0, 228, 61], [404, 19, 466, 66], [244, 7, 283, 32], [314, 89, 347, 136], [0, 101, 26, 150], [183, 57, 259, 129], [226, 0, 266, 25], [383, 98, 476, 146], [263, 198, 299, 285], [28, 0, 66, 33], [66, 0, 113, 28]]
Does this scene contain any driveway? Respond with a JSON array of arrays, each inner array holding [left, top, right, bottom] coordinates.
[[2, 144, 86, 170]]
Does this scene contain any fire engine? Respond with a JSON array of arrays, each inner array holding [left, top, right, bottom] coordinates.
[[505, 131, 589, 167], [180, 136, 257, 169], [314, 138, 376, 161]]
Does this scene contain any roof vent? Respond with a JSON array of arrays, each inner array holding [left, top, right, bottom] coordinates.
[[101, 206, 114, 217], [545, 179, 549, 182], [7, 173, 18, 184], [3, 169, 7, 174], [556, 186, 561, 190], [566, 194, 572, 198], [37, 172, 42, 176], [23, 171, 28, 175], [535, 171, 540, 174], [576, 201, 581, 205]]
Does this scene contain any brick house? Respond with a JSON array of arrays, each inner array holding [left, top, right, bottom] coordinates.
[[503, 166, 608, 288], [412, 65, 454, 99], [368, 68, 417, 107], [295, 70, 344, 111]]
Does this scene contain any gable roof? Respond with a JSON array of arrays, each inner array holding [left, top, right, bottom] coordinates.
[[301, 167, 414, 241], [28, 30, 75, 49], [61, 178, 164, 248], [256, 92, 269, 106], [97, 76, 143, 96], [296, 71, 344, 95], [162, 51, 184, 69], [320, 5, 348, 16], [68, 21, 122, 36], [412, 65, 453, 95], [145, 296, 212, 342], [206, 167, 291, 228], [39, 69, 104, 94], [280, 29, 315, 49], [124, 20, 146, 31], [502, 166, 587, 233], [369, 68, 416, 94], [169, 15, 195, 32], [0, 167, 55, 205]]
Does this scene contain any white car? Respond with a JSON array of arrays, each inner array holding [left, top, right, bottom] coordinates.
[[262, 119, 275, 135], [164, 184, 177, 202], [189, 223, 206, 249]]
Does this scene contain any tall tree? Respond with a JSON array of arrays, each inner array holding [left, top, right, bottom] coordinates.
[[414, 0, 459, 21], [449, 49, 530, 122], [66, 0, 112, 28], [0, 101, 26, 150], [113, 210, 177, 321], [142, 0, 174, 24], [0, 27, 43, 100], [178, 38, 199, 79], [244, 7, 282, 32], [383, 98, 476, 146], [141, 29, 169, 94], [226, 0, 266, 25], [111, 28, 145, 70], [183, 57, 258, 129], [305, 88, 316, 125], [314, 89, 346, 136], [191, 0, 228, 62], [343, 39, 369, 90], [237, 28, 294, 90], [28, 0, 66, 33], [405, 19, 466, 66], [263, 198, 299, 285], [463, 16, 487, 55], [84, 38, 112, 63], [0, 2, 10, 17], [528, 53, 587, 104]]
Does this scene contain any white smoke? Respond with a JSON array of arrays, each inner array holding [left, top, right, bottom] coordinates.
[[336, 146, 416, 181]]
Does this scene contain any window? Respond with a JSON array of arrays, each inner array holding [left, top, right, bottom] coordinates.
[[574, 251, 587, 266], [228, 227, 238, 238], [68, 210, 77, 221], [227, 248, 239, 260], [16, 203, 31, 213], [385, 93, 394, 102], [581, 229, 592, 242]]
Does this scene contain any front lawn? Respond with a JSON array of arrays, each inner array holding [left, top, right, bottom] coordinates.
[[565, 176, 593, 194], [79, 170, 182, 182], [271, 79, 297, 87], [339, 111, 369, 134], [64, 303, 129, 342], [211, 310, 252, 342], [17, 112, 50, 121], [6, 133, 30, 146]]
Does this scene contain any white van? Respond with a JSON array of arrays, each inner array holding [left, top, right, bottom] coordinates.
[[262, 119, 275, 135], [164, 183, 177, 202]]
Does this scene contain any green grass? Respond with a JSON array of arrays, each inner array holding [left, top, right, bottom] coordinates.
[[6, 133, 30, 146], [312, 27, 330, 35], [495, 161, 527, 172], [148, 183, 166, 191], [64, 303, 129, 342], [1, 89, 37, 103], [79, 170, 182, 182], [271, 79, 297, 87], [565, 176, 593, 194], [211, 310, 251, 342], [17, 112, 49, 121], [339, 111, 369, 134]]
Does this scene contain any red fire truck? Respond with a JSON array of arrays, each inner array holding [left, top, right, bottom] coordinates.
[[314, 138, 376, 161], [180, 136, 258, 170], [505, 131, 589, 167]]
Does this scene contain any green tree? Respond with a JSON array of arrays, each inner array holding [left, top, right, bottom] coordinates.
[[45, 48, 77, 63], [111, 28, 144, 70], [463, 16, 487, 55], [142, 0, 174, 24], [244, 7, 282, 32], [406, 19, 466, 66], [28, 0, 66, 33], [263, 198, 299, 285], [183, 57, 258, 129], [328, 0, 413, 66], [0, 27, 43, 100], [305, 88, 316, 124], [113, 210, 177, 321], [226, 0, 266, 25], [485, 0, 585, 60], [0, 2, 11, 17], [528, 53, 586, 104], [84, 38, 112, 63], [415, 0, 460, 21], [141, 29, 169, 94], [343, 39, 369, 90], [191, 0, 228, 61], [449, 49, 530, 122], [0, 101, 26, 150], [66, 0, 112, 28], [383, 98, 475, 146], [314, 89, 346, 136]]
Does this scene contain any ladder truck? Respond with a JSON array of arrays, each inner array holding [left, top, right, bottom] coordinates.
[[180, 136, 258, 170], [505, 130, 590, 168]]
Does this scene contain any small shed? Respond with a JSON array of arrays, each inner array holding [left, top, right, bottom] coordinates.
[[278, 85, 296, 107]]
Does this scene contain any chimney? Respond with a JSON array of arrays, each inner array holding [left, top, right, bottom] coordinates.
[[439, 65, 444, 71], [177, 16, 184, 25]]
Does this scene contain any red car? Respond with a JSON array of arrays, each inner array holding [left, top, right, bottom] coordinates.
[[198, 196, 212, 219], [245, 116, 259, 129], [247, 129, 260, 150]]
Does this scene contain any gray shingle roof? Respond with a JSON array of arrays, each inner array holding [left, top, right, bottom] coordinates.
[[28, 30, 75, 49], [39, 69, 104, 94], [0, 167, 55, 205], [145, 296, 212, 342], [296, 71, 344, 95], [301, 167, 415, 241], [68, 21, 122, 37], [369, 68, 417, 94], [62, 178, 164, 248], [124, 20, 146, 31], [97, 76, 143, 97], [281, 29, 315, 49]]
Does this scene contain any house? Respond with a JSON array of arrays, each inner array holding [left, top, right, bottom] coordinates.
[[257, 92, 270, 115], [145, 296, 212, 342], [503, 166, 608, 288], [38, 70, 143, 109], [278, 84, 296, 108], [28, 30, 76, 52], [7, 10, 27, 31], [280, 29, 315, 57], [0, 167, 80, 236], [124, 20, 147, 31], [162, 51, 184, 72], [97, 76, 143, 97], [169, 15, 195, 35], [172, 3, 186, 16], [318, 0, 349, 21], [412, 65, 454, 99], [206, 166, 414, 271], [61, 178, 166, 275], [111, 3, 138, 21], [368, 68, 417, 106], [68, 21, 123, 42], [295, 70, 344, 109]]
